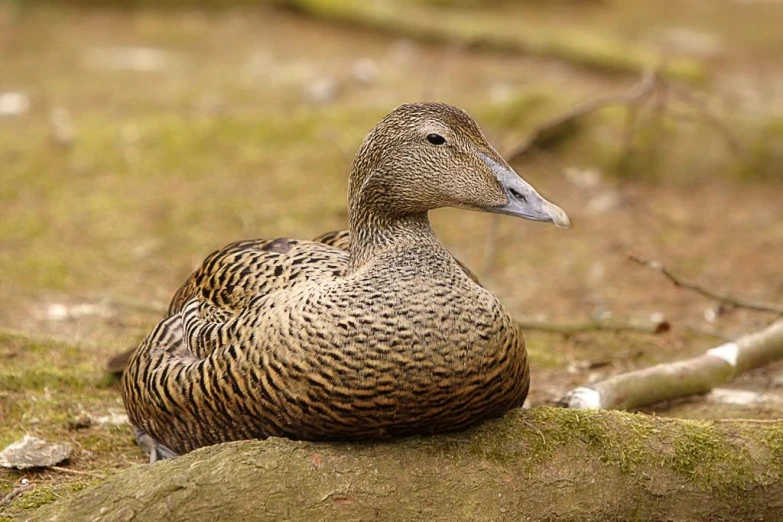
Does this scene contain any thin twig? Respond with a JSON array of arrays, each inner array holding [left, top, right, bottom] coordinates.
[[516, 316, 670, 336], [50, 466, 106, 479], [682, 325, 733, 341], [629, 254, 783, 314], [666, 84, 743, 157], [0, 479, 31, 508], [505, 69, 742, 170], [506, 70, 659, 162], [102, 297, 168, 315]]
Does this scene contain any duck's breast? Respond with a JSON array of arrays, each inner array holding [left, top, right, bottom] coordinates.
[[238, 248, 529, 440]]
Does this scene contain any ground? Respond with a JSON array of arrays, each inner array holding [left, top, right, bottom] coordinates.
[[1, 1, 782, 518]]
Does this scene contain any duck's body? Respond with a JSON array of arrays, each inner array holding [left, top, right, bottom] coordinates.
[[122, 103, 568, 458]]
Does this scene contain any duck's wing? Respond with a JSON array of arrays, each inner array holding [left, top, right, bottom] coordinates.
[[312, 229, 351, 251], [122, 237, 349, 457], [168, 237, 347, 316], [106, 236, 348, 374]]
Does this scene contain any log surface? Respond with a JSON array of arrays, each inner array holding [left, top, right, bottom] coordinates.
[[29, 408, 783, 521]]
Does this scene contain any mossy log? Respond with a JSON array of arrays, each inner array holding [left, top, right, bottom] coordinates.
[[30, 408, 783, 522], [275, 0, 706, 82]]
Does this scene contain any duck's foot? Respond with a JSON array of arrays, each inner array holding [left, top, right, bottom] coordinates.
[[134, 427, 179, 463]]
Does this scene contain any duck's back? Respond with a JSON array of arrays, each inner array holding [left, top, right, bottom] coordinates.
[[122, 239, 528, 455]]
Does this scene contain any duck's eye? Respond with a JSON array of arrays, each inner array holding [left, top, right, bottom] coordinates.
[[426, 133, 446, 145]]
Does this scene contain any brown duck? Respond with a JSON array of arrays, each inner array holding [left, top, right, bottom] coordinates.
[[122, 102, 570, 460]]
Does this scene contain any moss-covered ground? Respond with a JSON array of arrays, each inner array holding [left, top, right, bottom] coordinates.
[[1, 1, 782, 518]]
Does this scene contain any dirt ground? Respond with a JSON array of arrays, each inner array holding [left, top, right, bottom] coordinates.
[[1, 2, 782, 518]]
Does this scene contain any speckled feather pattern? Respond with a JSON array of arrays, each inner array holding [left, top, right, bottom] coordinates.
[[122, 103, 531, 455]]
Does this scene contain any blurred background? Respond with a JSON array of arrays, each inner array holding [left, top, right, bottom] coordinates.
[[1, 0, 782, 514]]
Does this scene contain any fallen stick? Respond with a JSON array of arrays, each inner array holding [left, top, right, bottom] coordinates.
[[28, 408, 783, 522], [516, 316, 670, 335], [561, 319, 783, 410], [506, 70, 659, 162], [276, 0, 704, 80], [0, 479, 30, 509], [629, 254, 783, 314]]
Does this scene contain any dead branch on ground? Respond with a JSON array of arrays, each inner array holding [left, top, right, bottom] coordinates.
[[505, 70, 741, 166], [507, 70, 660, 162], [629, 254, 783, 314], [0, 480, 31, 509], [561, 318, 783, 410], [517, 316, 670, 336]]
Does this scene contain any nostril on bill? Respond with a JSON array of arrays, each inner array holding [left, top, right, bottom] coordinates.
[[509, 188, 527, 203]]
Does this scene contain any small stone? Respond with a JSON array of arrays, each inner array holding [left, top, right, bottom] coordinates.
[[488, 83, 514, 104], [83, 47, 173, 72], [50, 107, 76, 146], [351, 58, 378, 85], [648, 28, 721, 57], [707, 388, 766, 405], [90, 411, 130, 426], [68, 417, 93, 430], [565, 167, 602, 190], [0, 92, 30, 116], [44, 302, 114, 321], [305, 77, 339, 104], [592, 309, 613, 321], [586, 191, 621, 215], [389, 39, 417, 63], [0, 435, 72, 469]]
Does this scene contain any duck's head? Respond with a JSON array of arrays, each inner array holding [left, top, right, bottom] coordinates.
[[349, 102, 570, 228]]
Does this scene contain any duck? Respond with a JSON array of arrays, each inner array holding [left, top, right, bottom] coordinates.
[[122, 102, 570, 460]]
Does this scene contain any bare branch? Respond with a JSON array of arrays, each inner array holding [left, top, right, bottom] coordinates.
[[561, 319, 783, 410], [0, 479, 31, 508], [666, 84, 743, 157], [629, 254, 783, 314], [516, 316, 670, 335], [50, 466, 106, 479], [504, 69, 742, 171], [506, 70, 659, 162]]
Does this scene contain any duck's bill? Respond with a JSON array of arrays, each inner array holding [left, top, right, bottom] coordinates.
[[495, 193, 571, 228], [486, 158, 571, 228]]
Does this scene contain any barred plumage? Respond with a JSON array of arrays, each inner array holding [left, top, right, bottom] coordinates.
[[122, 102, 568, 458]]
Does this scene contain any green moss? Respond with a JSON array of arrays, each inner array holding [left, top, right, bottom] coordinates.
[[538, 409, 657, 473], [669, 421, 719, 477], [11, 488, 59, 511], [5, 480, 102, 517], [0, 367, 113, 393], [479, 91, 556, 130], [421, 408, 662, 474], [736, 117, 783, 180], [524, 334, 568, 369], [663, 420, 760, 493], [760, 423, 783, 466], [0, 332, 112, 392], [425, 408, 781, 493]]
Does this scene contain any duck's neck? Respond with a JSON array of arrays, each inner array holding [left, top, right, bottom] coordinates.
[[347, 201, 437, 273]]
